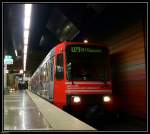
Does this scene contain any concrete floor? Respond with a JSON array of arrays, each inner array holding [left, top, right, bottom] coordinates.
[[3, 89, 96, 131], [4, 90, 52, 130]]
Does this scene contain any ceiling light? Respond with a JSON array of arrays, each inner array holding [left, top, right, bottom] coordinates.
[[15, 50, 18, 57], [24, 17, 30, 29], [24, 55, 27, 62], [24, 66, 26, 71], [23, 4, 32, 72], [24, 38, 28, 45], [25, 4, 32, 17], [24, 45, 28, 54], [24, 30, 29, 39]]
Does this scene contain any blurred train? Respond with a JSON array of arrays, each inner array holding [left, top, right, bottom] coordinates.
[[29, 42, 116, 115]]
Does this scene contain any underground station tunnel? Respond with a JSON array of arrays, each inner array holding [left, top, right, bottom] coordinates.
[[2, 2, 148, 132]]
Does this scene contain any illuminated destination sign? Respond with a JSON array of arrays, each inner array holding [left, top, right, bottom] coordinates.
[[71, 47, 102, 53]]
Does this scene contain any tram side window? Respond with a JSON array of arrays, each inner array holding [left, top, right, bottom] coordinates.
[[56, 53, 64, 80], [50, 61, 54, 81], [47, 62, 50, 81], [45, 63, 49, 82]]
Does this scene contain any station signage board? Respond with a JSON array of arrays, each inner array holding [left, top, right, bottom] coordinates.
[[4, 55, 13, 64], [5, 55, 12, 59], [4, 58, 13, 64]]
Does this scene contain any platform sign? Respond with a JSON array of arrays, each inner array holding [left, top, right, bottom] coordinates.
[[5, 55, 12, 59], [4, 58, 13, 64], [4, 55, 13, 64]]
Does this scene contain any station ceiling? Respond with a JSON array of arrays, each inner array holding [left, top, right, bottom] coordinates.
[[3, 3, 146, 75]]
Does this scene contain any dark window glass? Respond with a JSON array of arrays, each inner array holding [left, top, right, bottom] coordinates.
[[50, 59, 54, 81], [66, 45, 110, 81], [56, 54, 64, 80], [47, 62, 50, 81]]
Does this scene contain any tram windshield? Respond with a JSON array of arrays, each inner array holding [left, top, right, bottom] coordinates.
[[66, 44, 111, 81]]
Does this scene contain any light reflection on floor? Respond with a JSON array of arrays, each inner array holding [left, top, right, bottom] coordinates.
[[4, 90, 52, 130]]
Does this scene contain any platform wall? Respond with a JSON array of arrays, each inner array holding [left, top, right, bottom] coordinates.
[[108, 20, 147, 119]]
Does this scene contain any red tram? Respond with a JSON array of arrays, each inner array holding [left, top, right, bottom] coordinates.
[[30, 42, 114, 114]]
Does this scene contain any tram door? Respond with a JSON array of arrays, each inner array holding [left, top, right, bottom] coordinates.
[[49, 58, 54, 102]]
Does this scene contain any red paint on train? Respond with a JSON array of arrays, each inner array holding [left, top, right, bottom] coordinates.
[[30, 42, 115, 113]]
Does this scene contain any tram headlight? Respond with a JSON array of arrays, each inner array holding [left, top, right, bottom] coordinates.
[[103, 96, 111, 102], [73, 96, 81, 103]]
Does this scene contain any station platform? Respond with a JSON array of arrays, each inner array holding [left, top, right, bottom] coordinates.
[[4, 89, 96, 131]]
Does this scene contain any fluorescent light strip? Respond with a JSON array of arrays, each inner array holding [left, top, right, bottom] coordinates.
[[24, 38, 28, 45], [24, 55, 27, 62], [23, 4, 32, 72], [15, 50, 18, 56], [24, 30, 29, 39], [23, 61, 26, 71], [24, 57, 26, 63], [24, 17, 31, 29], [24, 45, 28, 54], [23, 64, 25, 71], [25, 4, 32, 17]]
